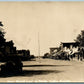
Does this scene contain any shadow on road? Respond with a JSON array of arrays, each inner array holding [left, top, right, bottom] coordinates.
[[23, 65, 71, 67], [0, 69, 63, 78], [0, 64, 68, 78]]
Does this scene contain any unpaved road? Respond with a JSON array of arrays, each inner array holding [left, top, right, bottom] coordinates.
[[0, 58, 84, 82]]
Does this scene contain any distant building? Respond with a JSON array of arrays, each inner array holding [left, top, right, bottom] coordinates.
[[17, 49, 30, 61], [17, 50, 30, 56], [60, 42, 79, 54]]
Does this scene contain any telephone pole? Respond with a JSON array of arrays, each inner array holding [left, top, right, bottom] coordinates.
[[38, 32, 40, 58]]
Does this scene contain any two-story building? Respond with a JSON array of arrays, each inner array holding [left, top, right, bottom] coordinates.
[[60, 42, 79, 54]]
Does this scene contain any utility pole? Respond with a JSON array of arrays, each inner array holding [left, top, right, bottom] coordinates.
[[38, 32, 40, 58]]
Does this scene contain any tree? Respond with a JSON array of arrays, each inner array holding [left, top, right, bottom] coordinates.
[[0, 22, 6, 46], [75, 30, 84, 46], [0, 22, 3, 26]]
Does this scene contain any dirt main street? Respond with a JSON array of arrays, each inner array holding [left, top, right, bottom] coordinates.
[[0, 58, 84, 82]]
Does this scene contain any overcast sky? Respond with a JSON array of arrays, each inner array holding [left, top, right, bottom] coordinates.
[[0, 2, 84, 56]]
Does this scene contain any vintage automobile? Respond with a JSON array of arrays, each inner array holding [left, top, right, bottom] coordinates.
[[1, 55, 23, 73]]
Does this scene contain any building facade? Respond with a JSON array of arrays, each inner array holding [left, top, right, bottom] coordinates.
[[60, 42, 79, 54]]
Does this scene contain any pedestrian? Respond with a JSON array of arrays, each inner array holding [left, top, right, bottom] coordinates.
[[80, 48, 83, 61], [78, 48, 80, 61], [70, 49, 73, 60], [83, 49, 84, 59], [78, 54, 79, 60]]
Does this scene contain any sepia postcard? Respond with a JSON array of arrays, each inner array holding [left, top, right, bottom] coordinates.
[[0, 1, 84, 83]]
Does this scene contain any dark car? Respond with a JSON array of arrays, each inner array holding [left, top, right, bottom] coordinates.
[[1, 55, 23, 73]]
